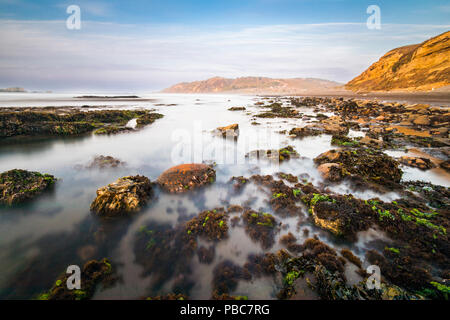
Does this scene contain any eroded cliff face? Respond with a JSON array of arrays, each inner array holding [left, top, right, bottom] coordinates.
[[346, 31, 450, 92]]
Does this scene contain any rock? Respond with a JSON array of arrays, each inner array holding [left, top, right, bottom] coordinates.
[[331, 135, 359, 147], [90, 175, 153, 217], [317, 163, 346, 182], [37, 258, 115, 300], [215, 124, 239, 138], [94, 126, 135, 135], [413, 115, 431, 126], [228, 107, 246, 111], [314, 148, 402, 186], [0, 169, 56, 206], [86, 155, 126, 169], [255, 103, 300, 118], [0, 108, 163, 140], [289, 126, 322, 138], [323, 124, 349, 135], [321, 116, 349, 135], [157, 164, 216, 193], [304, 194, 372, 241], [314, 149, 341, 162], [345, 31, 450, 92], [398, 156, 436, 170], [135, 113, 164, 128], [359, 136, 384, 148], [440, 160, 450, 172], [246, 146, 300, 163]]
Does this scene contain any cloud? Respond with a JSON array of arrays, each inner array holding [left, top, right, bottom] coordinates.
[[0, 19, 448, 91]]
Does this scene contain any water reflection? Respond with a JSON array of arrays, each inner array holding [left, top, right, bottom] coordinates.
[[0, 93, 448, 299]]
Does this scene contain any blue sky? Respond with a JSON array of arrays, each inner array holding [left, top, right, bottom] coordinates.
[[2, 0, 450, 25], [0, 0, 449, 91]]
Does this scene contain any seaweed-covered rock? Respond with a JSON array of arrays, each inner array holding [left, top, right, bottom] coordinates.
[[0, 108, 163, 140], [242, 210, 278, 249], [135, 113, 164, 128], [212, 260, 251, 295], [255, 103, 300, 118], [402, 181, 450, 210], [90, 175, 153, 217], [157, 163, 216, 193], [398, 156, 436, 170], [267, 245, 421, 300], [0, 169, 56, 205], [93, 126, 135, 135], [185, 208, 229, 241], [134, 223, 196, 290], [317, 163, 346, 182], [36, 258, 115, 300], [302, 193, 372, 240], [314, 148, 402, 187]]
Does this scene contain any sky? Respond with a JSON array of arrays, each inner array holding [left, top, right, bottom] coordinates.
[[0, 0, 449, 92]]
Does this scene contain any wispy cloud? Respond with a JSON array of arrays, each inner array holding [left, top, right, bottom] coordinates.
[[0, 19, 448, 91]]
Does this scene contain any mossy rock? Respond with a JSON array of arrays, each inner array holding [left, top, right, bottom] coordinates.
[[0, 169, 56, 206]]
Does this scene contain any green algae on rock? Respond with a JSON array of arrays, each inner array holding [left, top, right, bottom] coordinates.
[[242, 209, 278, 249], [0, 169, 56, 206], [36, 258, 116, 300], [185, 208, 229, 241], [314, 148, 402, 187]]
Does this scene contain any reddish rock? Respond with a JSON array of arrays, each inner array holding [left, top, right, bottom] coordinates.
[[157, 163, 216, 193]]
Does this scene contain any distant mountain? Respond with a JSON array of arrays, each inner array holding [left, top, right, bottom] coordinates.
[[346, 31, 450, 92], [0, 87, 27, 93], [162, 76, 342, 94]]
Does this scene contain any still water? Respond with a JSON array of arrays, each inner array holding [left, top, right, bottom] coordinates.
[[0, 93, 447, 299]]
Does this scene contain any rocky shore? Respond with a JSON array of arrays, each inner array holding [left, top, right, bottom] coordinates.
[[1, 95, 448, 301], [0, 107, 163, 140]]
